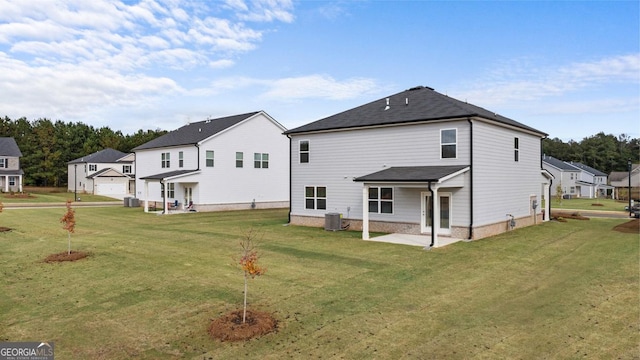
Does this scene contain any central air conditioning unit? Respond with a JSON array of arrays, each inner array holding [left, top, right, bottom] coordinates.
[[324, 213, 342, 231]]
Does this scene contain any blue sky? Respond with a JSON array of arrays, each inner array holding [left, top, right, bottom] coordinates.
[[0, 0, 638, 141]]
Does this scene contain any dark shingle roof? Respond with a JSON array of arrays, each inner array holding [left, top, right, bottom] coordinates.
[[354, 165, 469, 182], [569, 162, 608, 177], [140, 169, 199, 180], [0, 137, 22, 157], [542, 155, 580, 171], [68, 148, 128, 164], [285, 86, 546, 135], [133, 112, 260, 151]]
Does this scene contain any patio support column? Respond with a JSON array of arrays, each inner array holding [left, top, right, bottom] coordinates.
[[362, 185, 370, 240], [163, 180, 168, 214], [144, 180, 149, 212], [432, 185, 440, 248], [3, 175, 7, 192], [18, 175, 22, 192], [543, 183, 550, 221]]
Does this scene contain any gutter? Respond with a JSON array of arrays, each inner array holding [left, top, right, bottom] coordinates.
[[428, 181, 435, 248], [467, 118, 474, 240]]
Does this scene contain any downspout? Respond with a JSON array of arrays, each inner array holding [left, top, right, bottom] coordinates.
[[428, 181, 435, 248], [467, 118, 474, 240], [287, 135, 292, 223], [195, 143, 200, 170]]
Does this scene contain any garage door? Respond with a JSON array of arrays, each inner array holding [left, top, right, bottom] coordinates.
[[96, 183, 126, 195]]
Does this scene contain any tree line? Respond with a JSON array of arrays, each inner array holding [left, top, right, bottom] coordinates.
[[543, 132, 639, 174], [0, 116, 167, 187], [0, 116, 637, 187]]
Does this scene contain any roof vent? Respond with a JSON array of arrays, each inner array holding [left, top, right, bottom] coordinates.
[[384, 98, 390, 111], [405, 98, 408, 106]]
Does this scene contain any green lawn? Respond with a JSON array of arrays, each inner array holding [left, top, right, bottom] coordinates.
[[0, 208, 637, 359], [1, 188, 118, 203], [551, 197, 629, 212]]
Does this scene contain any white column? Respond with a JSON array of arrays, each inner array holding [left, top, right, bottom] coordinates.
[[544, 184, 550, 221], [432, 186, 440, 248], [144, 181, 149, 212], [163, 180, 168, 214], [3, 175, 7, 192], [362, 185, 369, 240], [18, 175, 22, 192]]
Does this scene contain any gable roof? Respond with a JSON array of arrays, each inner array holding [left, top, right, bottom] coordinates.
[[568, 162, 608, 177], [87, 168, 130, 179], [68, 148, 128, 164], [0, 137, 22, 157], [354, 165, 469, 183], [284, 86, 546, 136], [542, 155, 580, 171], [132, 111, 265, 151]]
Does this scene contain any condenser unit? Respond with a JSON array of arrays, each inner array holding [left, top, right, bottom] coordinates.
[[324, 213, 342, 231]]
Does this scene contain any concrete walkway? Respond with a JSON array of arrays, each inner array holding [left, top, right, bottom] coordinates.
[[366, 233, 464, 248]]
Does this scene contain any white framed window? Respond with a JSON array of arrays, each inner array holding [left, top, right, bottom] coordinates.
[[9, 176, 16, 186], [206, 151, 214, 167], [122, 165, 132, 174], [0, 158, 6, 168], [254, 153, 269, 168], [299, 140, 309, 163], [161, 183, 175, 198], [89, 164, 97, 171], [514, 137, 519, 162], [178, 151, 184, 168], [369, 187, 393, 214], [236, 152, 243, 168], [305, 186, 326, 210], [441, 129, 457, 159], [161, 153, 170, 168]]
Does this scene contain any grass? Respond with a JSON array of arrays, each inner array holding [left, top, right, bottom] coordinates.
[[1, 187, 118, 203], [552, 197, 629, 212], [0, 207, 637, 359]]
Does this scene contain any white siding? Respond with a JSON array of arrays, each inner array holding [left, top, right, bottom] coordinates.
[[290, 120, 471, 225], [472, 121, 543, 226]]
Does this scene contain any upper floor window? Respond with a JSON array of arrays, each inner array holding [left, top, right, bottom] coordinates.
[[514, 137, 519, 162], [206, 151, 214, 167], [236, 152, 243, 168], [299, 140, 309, 163], [570, 173, 574, 180], [369, 187, 393, 214], [178, 151, 184, 168], [305, 186, 326, 210], [161, 152, 170, 168], [122, 165, 132, 174], [441, 129, 457, 159], [0, 158, 6, 168], [254, 153, 269, 168], [89, 164, 97, 171]]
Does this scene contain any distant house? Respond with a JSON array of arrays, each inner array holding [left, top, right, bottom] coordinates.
[[0, 137, 23, 192], [542, 155, 612, 199], [284, 86, 551, 246], [133, 111, 289, 213], [610, 163, 640, 200], [67, 148, 134, 197]]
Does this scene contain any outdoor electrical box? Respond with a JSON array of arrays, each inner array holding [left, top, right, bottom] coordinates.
[[532, 200, 538, 210], [324, 213, 342, 231]]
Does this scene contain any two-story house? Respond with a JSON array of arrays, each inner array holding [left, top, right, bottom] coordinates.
[[67, 148, 134, 197], [542, 155, 612, 199], [568, 161, 612, 198], [0, 137, 23, 192], [133, 111, 289, 213], [285, 86, 551, 247]]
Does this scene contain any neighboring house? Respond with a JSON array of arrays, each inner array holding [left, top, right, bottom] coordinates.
[[284, 86, 551, 247], [133, 111, 289, 213], [0, 137, 23, 192], [542, 155, 612, 199], [610, 163, 640, 200], [67, 148, 134, 197]]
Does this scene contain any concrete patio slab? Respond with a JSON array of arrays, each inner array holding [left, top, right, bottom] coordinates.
[[365, 233, 464, 248]]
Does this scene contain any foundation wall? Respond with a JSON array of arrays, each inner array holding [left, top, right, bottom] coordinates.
[[186, 201, 289, 212]]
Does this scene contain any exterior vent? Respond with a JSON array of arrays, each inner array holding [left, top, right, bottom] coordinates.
[[324, 213, 342, 231]]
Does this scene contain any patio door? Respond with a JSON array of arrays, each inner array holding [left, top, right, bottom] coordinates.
[[184, 187, 193, 208], [421, 192, 452, 235]]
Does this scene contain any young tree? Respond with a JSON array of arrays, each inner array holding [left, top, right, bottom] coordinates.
[[555, 183, 563, 205], [60, 200, 76, 254], [238, 229, 266, 324]]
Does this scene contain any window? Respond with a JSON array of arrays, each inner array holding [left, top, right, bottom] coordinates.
[[89, 164, 97, 171], [178, 151, 184, 168], [161, 152, 170, 168], [206, 151, 214, 167], [305, 186, 326, 210], [441, 129, 457, 159], [570, 186, 575, 194], [514, 137, 519, 162], [161, 183, 175, 198], [299, 140, 309, 163], [368, 187, 393, 214], [236, 152, 243, 168], [0, 158, 6, 168], [122, 165, 132, 174], [570, 173, 574, 180], [8, 176, 15, 186], [254, 153, 269, 168]]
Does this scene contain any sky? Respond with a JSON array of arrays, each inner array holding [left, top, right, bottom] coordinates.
[[0, 0, 638, 141]]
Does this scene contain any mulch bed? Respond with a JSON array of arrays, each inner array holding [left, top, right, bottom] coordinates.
[[0, 227, 12, 232], [591, 203, 604, 207], [613, 219, 640, 234], [44, 251, 90, 263], [3, 193, 34, 199], [550, 211, 590, 221], [208, 309, 278, 342]]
